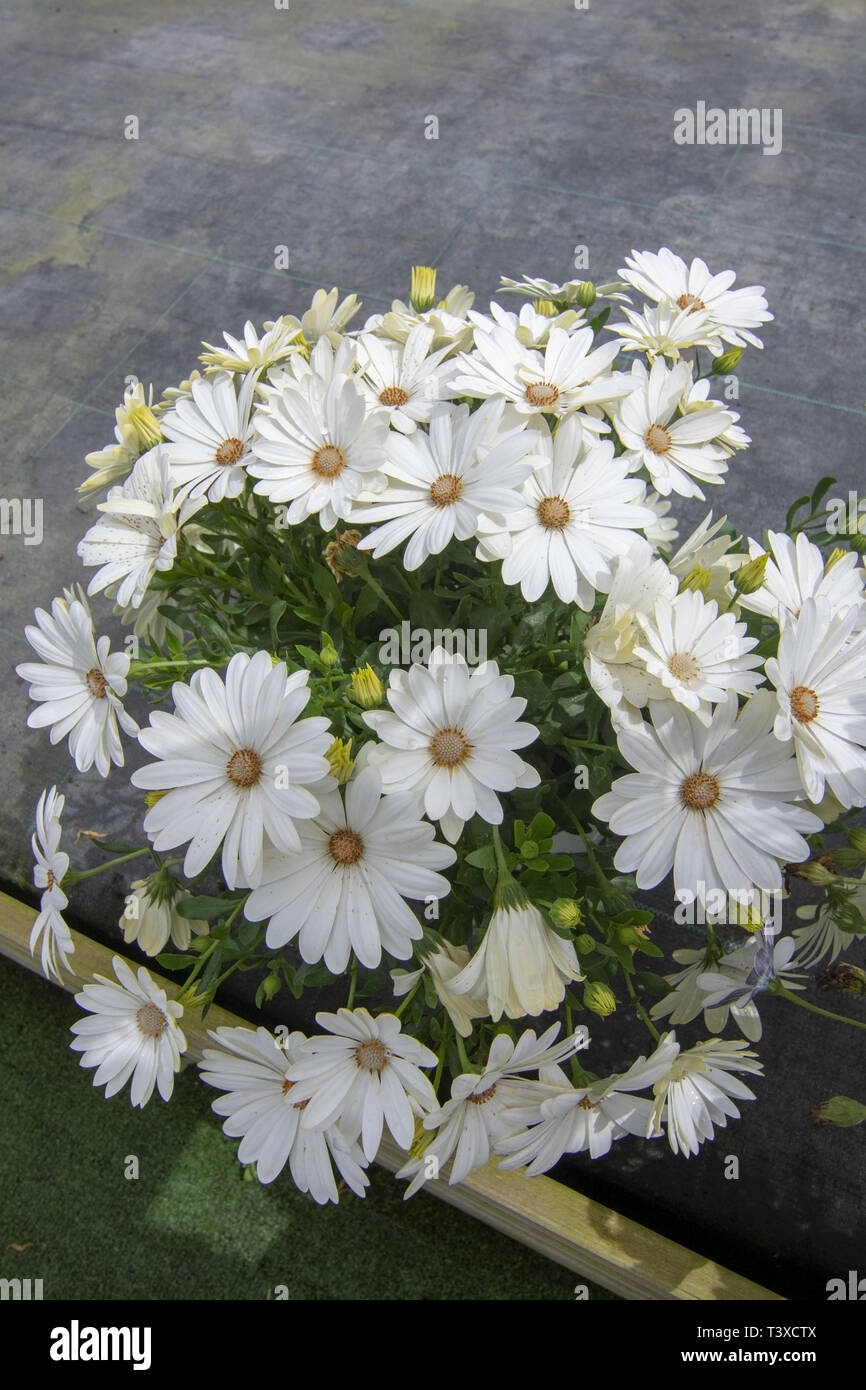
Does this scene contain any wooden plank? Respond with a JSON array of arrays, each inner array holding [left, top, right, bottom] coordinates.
[[0, 888, 783, 1301]]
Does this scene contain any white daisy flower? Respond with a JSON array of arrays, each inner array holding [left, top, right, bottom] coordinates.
[[647, 1035, 763, 1157], [452, 323, 633, 423], [285, 1008, 437, 1162], [607, 300, 716, 360], [497, 1032, 678, 1172], [16, 587, 139, 776], [738, 531, 866, 629], [364, 283, 476, 354], [667, 512, 745, 603], [353, 399, 537, 571], [793, 872, 866, 967], [130, 651, 332, 889], [679, 374, 751, 455], [476, 417, 656, 608], [391, 939, 488, 1038], [80, 381, 163, 495], [632, 588, 763, 725], [248, 372, 389, 530], [582, 537, 679, 730], [642, 490, 679, 549], [69, 955, 186, 1107], [696, 933, 805, 1041], [396, 1024, 588, 1196], [77, 447, 203, 610], [297, 287, 360, 346], [30, 786, 74, 982], [198, 1026, 369, 1201], [120, 870, 202, 957], [619, 248, 773, 350], [363, 646, 541, 843], [592, 691, 823, 902], [766, 597, 866, 809], [356, 323, 457, 433], [199, 317, 303, 374], [448, 897, 583, 1022], [243, 765, 455, 972], [159, 372, 257, 502], [498, 274, 629, 307], [467, 301, 587, 349], [613, 359, 736, 499]]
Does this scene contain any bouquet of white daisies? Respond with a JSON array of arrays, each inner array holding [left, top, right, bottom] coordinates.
[[17, 251, 866, 1204]]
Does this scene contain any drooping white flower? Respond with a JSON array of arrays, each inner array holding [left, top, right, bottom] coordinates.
[[696, 933, 804, 1040], [160, 372, 257, 502], [619, 248, 773, 350], [363, 282, 475, 354], [396, 1024, 589, 1196], [80, 381, 163, 495], [77, 447, 204, 608], [647, 1035, 763, 1157], [666, 512, 745, 604], [449, 897, 583, 1022], [198, 1026, 370, 1201], [353, 399, 537, 571], [244, 765, 455, 971], [131, 651, 332, 889], [452, 323, 633, 423], [248, 372, 389, 530], [592, 691, 823, 902], [497, 1032, 679, 1171], [391, 938, 488, 1038], [16, 587, 139, 776], [632, 588, 763, 725], [363, 646, 540, 843], [199, 317, 303, 374], [69, 956, 186, 1107], [285, 1008, 437, 1162], [356, 323, 457, 432], [738, 531, 866, 629], [793, 872, 866, 967], [766, 597, 866, 809], [476, 417, 656, 608], [582, 537, 678, 730], [613, 359, 736, 499], [498, 274, 629, 307], [120, 870, 203, 957], [30, 786, 74, 982]]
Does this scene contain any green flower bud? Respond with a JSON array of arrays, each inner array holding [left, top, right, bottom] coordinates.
[[532, 298, 558, 318], [583, 981, 617, 1018], [409, 265, 437, 313], [732, 552, 770, 595], [710, 347, 744, 375], [790, 859, 836, 885], [679, 564, 711, 595], [811, 1095, 866, 1128], [575, 280, 597, 309], [846, 827, 866, 854], [575, 933, 596, 955], [550, 898, 582, 929], [350, 665, 384, 709]]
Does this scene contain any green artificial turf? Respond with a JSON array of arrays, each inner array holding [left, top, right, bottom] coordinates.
[[0, 955, 614, 1301]]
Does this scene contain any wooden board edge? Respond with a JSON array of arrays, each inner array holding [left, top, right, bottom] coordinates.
[[0, 888, 784, 1302]]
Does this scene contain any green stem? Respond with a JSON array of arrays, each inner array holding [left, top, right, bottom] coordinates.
[[433, 1027, 450, 1097], [770, 981, 866, 1031], [394, 979, 421, 1018], [624, 970, 661, 1042], [455, 1031, 475, 1074], [65, 848, 152, 885], [346, 960, 358, 1011]]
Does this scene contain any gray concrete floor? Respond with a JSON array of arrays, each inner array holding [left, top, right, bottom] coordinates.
[[1, 0, 865, 883]]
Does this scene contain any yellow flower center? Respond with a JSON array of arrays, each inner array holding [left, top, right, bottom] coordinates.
[[328, 829, 364, 865], [226, 747, 263, 789], [645, 423, 673, 454], [429, 473, 463, 507], [430, 726, 470, 767], [379, 385, 410, 407], [790, 684, 820, 724], [680, 771, 721, 811], [537, 495, 571, 530], [668, 651, 701, 683], [311, 444, 347, 478], [215, 436, 245, 466]]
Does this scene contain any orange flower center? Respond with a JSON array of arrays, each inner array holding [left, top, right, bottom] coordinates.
[[524, 381, 560, 408], [312, 444, 347, 478], [790, 684, 820, 724], [537, 496, 571, 530], [676, 293, 706, 314], [379, 385, 410, 407], [226, 747, 263, 789], [645, 423, 673, 454], [354, 1040, 388, 1073], [680, 771, 721, 811], [136, 1003, 168, 1038], [328, 829, 364, 865], [430, 726, 470, 767], [85, 668, 108, 699], [429, 473, 463, 507], [215, 436, 245, 466]]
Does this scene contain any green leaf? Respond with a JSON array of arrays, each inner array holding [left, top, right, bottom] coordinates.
[[155, 953, 193, 971], [176, 895, 245, 921], [465, 846, 495, 870]]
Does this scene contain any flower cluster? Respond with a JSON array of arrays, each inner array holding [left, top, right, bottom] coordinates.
[[17, 253, 866, 1205]]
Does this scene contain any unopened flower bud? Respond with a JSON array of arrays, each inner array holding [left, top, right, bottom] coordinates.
[[819, 962, 866, 996], [575, 280, 597, 309], [350, 664, 384, 709], [583, 981, 617, 1018], [846, 827, 866, 854], [409, 265, 437, 313], [532, 298, 558, 317], [790, 859, 836, 885], [326, 737, 354, 784], [732, 552, 769, 596], [679, 564, 711, 595], [575, 933, 596, 955], [710, 347, 744, 375], [550, 898, 582, 929], [811, 1095, 866, 1128]]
